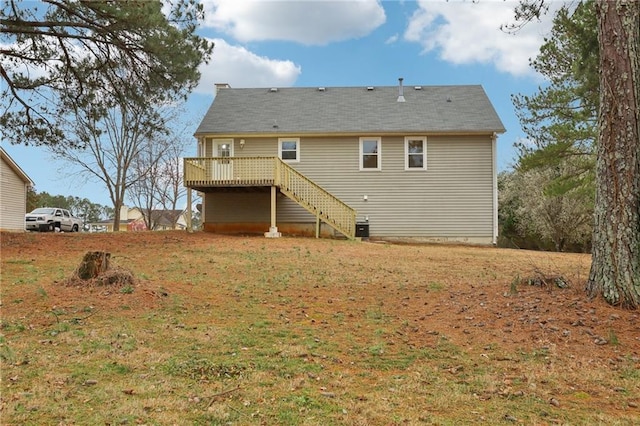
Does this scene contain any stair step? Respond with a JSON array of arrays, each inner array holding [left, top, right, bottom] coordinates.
[[276, 160, 356, 239]]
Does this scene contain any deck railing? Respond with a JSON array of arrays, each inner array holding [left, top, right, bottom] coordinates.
[[184, 157, 276, 187], [183, 157, 356, 239]]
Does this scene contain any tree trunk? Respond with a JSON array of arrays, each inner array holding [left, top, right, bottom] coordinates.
[[113, 198, 123, 232], [587, 0, 640, 308], [77, 251, 111, 280]]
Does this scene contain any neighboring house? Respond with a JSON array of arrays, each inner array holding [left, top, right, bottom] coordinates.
[[129, 208, 188, 231], [87, 206, 187, 232], [185, 80, 505, 244], [87, 206, 136, 232], [0, 147, 34, 232]]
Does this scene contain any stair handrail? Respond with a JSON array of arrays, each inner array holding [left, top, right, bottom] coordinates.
[[275, 159, 356, 239]]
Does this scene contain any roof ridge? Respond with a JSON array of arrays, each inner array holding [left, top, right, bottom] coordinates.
[[223, 84, 483, 90]]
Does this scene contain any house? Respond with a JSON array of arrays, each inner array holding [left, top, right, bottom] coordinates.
[[0, 147, 34, 232], [185, 80, 505, 244], [129, 208, 188, 231], [87, 206, 187, 232], [86, 206, 138, 232], [153, 210, 188, 231]]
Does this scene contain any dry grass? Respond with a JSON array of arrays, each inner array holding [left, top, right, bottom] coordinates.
[[1, 231, 638, 425]]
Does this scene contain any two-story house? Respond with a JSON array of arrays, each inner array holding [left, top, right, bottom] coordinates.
[[185, 79, 505, 244]]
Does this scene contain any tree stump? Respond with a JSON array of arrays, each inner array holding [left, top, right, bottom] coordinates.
[[77, 251, 111, 280]]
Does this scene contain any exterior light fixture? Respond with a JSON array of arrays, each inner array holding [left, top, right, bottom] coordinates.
[[240, 139, 245, 149]]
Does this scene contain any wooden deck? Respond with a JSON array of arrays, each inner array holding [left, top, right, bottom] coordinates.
[[184, 157, 356, 239]]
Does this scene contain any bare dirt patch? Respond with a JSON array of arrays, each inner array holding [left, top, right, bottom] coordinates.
[[1, 231, 638, 425]]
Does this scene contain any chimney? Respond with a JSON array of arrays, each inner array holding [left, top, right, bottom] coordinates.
[[215, 83, 230, 95], [397, 77, 405, 102]]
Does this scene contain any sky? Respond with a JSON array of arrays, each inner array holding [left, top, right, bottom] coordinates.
[[2, 0, 563, 208]]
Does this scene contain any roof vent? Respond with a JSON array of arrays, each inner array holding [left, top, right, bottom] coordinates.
[[397, 77, 405, 103], [366, 86, 374, 91], [414, 86, 422, 90], [318, 87, 326, 92], [446, 97, 452, 102], [269, 87, 278, 92]]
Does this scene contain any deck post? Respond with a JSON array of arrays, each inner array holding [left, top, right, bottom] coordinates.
[[315, 215, 320, 238], [186, 188, 193, 232], [264, 185, 281, 238]]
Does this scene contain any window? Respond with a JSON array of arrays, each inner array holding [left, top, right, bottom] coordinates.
[[217, 142, 231, 157], [360, 137, 381, 170], [279, 138, 300, 162], [405, 137, 427, 170], [216, 141, 232, 164]]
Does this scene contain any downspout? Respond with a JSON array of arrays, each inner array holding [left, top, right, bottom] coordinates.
[[492, 132, 498, 245], [197, 136, 206, 231]]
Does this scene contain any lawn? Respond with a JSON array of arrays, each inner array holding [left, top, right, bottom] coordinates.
[[1, 231, 638, 425]]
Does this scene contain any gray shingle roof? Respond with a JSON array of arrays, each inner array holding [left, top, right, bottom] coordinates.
[[195, 85, 505, 135]]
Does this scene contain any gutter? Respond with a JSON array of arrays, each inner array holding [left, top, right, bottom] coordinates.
[[492, 132, 498, 245]]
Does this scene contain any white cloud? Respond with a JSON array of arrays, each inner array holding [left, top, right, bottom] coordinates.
[[195, 38, 302, 95], [201, 0, 386, 45], [385, 33, 399, 44], [404, 0, 562, 77]]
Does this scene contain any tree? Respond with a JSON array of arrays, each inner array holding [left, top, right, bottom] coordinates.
[[586, 0, 639, 307], [27, 190, 111, 223], [509, 0, 597, 253], [512, 0, 598, 193], [30, 191, 71, 210], [155, 146, 188, 225], [26, 187, 38, 212], [67, 196, 112, 224], [128, 141, 169, 231], [1, 0, 213, 146], [512, 0, 640, 308], [500, 165, 593, 252], [3, 1, 212, 231], [128, 135, 187, 230], [50, 98, 169, 231]]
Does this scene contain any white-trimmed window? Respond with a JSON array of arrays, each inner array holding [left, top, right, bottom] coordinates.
[[360, 137, 381, 171], [405, 136, 427, 170], [279, 138, 300, 162]]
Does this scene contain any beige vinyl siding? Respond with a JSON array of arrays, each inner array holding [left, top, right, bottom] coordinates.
[[202, 137, 276, 158], [203, 137, 313, 223], [204, 191, 310, 223], [202, 135, 494, 240], [287, 135, 494, 239], [205, 191, 269, 222], [233, 137, 277, 157], [0, 157, 29, 232]]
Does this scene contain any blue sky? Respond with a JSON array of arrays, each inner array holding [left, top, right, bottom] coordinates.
[[3, 0, 562, 208]]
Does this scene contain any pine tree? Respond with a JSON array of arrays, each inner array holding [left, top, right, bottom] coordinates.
[[1, 0, 213, 146]]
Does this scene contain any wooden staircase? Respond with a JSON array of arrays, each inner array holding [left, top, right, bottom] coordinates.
[[274, 159, 356, 239]]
